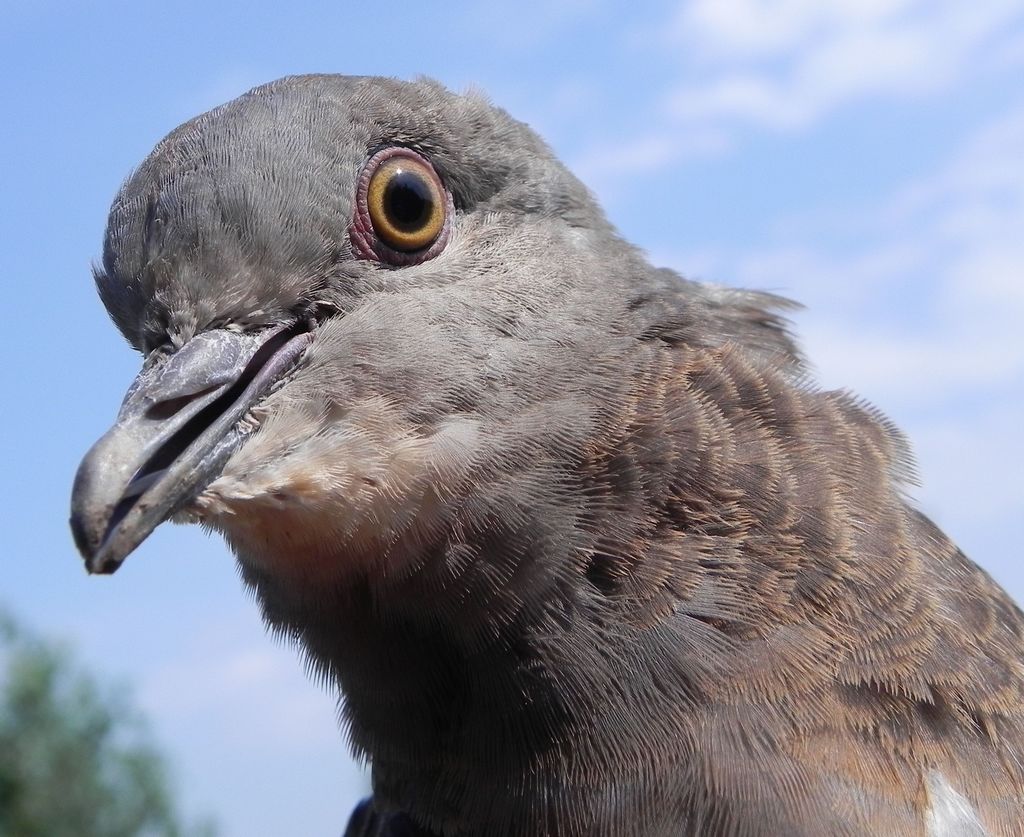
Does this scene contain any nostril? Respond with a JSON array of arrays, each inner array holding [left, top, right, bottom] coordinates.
[[146, 386, 219, 421]]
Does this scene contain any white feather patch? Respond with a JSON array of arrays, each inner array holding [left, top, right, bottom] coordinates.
[[925, 771, 988, 837]]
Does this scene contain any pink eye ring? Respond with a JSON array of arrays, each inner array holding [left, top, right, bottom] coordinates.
[[351, 147, 453, 265]]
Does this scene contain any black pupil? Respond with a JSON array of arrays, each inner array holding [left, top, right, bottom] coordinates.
[[383, 170, 434, 235]]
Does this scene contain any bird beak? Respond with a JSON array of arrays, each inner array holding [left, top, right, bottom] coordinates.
[[70, 322, 312, 575]]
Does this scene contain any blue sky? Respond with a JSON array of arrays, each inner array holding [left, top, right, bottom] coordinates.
[[3, 1, 1023, 834]]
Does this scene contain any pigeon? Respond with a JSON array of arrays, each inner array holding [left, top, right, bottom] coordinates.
[[70, 75, 1024, 836]]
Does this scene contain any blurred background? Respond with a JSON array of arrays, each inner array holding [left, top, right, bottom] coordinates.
[[3, 1, 1022, 834]]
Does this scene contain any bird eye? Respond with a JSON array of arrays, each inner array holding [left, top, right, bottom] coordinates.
[[352, 147, 451, 264]]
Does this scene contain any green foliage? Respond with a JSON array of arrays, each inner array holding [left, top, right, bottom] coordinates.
[[0, 610, 216, 837]]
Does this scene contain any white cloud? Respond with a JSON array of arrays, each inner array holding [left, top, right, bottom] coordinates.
[[717, 103, 1024, 402], [912, 404, 1024, 528], [589, 1, 1024, 177], [666, 0, 1022, 130], [799, 322, 1024, 406], [138, 613, 340, 750], [570, 128, 730, 191], [124, 604, 368, 835], [667, 0, 917, 59]]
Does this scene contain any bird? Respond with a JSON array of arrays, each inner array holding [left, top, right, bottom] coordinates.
[[69, 74, 1024, 836]]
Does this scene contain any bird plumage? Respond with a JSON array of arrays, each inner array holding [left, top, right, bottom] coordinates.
[[72, 75, 1024, 836]]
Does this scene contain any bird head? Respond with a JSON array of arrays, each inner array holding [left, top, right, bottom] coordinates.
[[71, 73, 802, 639], [69, 75, 636, 589]]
